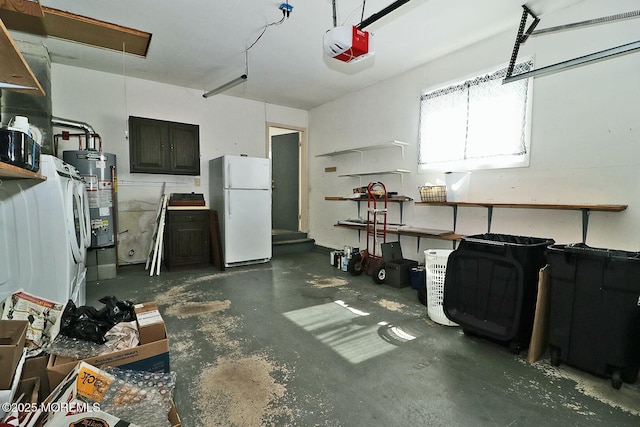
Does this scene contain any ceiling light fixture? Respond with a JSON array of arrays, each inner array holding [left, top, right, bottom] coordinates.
[[203, 2, 292, 98], [202, 74, 248, 98]]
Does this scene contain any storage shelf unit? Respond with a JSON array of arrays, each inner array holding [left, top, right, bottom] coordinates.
[[325, 195, 412, 221], [334, 223, 462, 251], [0, 161, 46, 180], [327, 196, 459, 250], [416, 201, 628, 243], [315, 140, 408, 158], [317, 140, 410, 187]]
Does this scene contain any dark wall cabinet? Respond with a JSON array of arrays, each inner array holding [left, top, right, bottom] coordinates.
[[164, 209, 210, 271], [129, 116, 200, 175]]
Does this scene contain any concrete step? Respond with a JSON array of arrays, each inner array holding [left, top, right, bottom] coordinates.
[[272, 230, 315, 256]]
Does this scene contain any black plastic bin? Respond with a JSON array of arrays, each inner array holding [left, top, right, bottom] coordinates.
[[546, 243, 640, 389], [443, 233, 554, 352]]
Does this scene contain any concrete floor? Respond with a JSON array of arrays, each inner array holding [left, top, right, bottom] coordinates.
[[87, 251, 640, 426]]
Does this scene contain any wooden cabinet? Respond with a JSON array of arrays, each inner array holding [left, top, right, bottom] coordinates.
[[129, 116, 200, 175], [164, 209, 210, 271]]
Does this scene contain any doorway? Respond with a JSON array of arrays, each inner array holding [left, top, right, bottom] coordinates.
[[268, 125, 307, 233]]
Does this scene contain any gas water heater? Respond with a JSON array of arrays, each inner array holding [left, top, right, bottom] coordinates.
[[63, 149, 117, 248]]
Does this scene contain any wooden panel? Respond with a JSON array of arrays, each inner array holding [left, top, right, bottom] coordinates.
[[0, 6, 151, 56], [0, 17, 45, 95], [129, 117, 169, 173], [165, 210, 210, 271], [169, 123, 200, 175], [0, 0, 43, 17], [209, 210, 225, 271]]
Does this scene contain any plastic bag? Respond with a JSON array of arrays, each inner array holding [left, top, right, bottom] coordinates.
[[59, 296, 136, 344]]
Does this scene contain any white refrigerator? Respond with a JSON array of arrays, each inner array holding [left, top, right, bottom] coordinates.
[[209, 155, 272, 267]]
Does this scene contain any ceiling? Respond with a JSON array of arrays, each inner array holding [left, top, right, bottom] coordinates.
[[7, 0, 585, 110]]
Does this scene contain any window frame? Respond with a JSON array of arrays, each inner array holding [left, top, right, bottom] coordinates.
[[418, 60, 534, 172]]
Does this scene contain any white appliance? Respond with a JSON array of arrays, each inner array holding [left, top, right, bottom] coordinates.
[[0, 155, 90, 306], [209, 155, 272, 267], [323, 26, 374, 63]]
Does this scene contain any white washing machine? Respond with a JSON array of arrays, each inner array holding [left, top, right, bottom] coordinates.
[[0, 155, 90, 306]]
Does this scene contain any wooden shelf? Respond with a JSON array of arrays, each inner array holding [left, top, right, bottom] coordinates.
[[415, 201, 627, 212], [335, 223, 461, 240], [0, 17, 45, 95], [0, 161, 45, 180], [325, 196, 413, 202], [416, 201, 628, 243], [316, 140, 408, 157]]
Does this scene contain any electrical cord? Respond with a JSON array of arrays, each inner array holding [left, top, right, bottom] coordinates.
[[243, 3, 291, 75]]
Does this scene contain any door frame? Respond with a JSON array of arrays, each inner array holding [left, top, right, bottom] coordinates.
[[266, 123, 308, 232]]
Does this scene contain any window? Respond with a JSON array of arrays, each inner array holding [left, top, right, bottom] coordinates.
[[418, 60, 533, 171]]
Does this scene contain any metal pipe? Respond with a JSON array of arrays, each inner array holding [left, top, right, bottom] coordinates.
[[51, 116, 97, 149], [503, 39, 640, 84], [332, 0, 337, 27], [356, 0, 412, 30]]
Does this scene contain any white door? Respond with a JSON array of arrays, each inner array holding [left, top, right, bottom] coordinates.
[[225, 156, 270, 190], [225, 189, 271, 264]]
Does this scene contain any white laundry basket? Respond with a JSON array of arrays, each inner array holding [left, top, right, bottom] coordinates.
[[425, 249, 458, 326]]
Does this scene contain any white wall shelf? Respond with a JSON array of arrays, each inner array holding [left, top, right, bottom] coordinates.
[[315, 140, 408, 158]]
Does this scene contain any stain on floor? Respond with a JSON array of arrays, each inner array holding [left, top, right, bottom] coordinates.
[[520, 358, 640, 417], [165, 300, 231, 318], [307, 276, 348, 288], [376, 298, 406, 312], [197, 355, 294, 426]]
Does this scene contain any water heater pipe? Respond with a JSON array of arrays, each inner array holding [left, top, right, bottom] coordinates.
[[51, 116, 99, 149]]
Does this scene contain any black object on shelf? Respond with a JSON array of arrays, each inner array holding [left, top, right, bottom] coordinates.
[[381, 242, 418, 288], [443, 233, 554, 353], [546, 243, 640, 389], [0, 128, 40, 172]]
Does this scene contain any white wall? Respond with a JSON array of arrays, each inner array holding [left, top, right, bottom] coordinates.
[[308, 0, 640, 261], [51, 64, 307, 264]]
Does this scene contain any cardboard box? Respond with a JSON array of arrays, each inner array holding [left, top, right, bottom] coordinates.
[[40, 362, 136, 426], [46, 323, 169, 390], [20, 354, 50, 401], [0, 350, 26, 420], [0, 320, 29, 389], [41, 361, 179, 427], [134, 302, 166, 345], [17, 376, 40, 405], [169, 401, 183, 427]]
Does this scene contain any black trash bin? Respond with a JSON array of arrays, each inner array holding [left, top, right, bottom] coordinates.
[[443, 233, 554, 353], [546, 243, 640, 389]]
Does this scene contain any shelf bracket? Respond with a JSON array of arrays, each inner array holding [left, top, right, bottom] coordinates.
[[581, 208, 590, 243], [416, 236, 421, 253], [451, 205, 458, 233], [487, 206, 494, 233], [399, 202, 404, 223]]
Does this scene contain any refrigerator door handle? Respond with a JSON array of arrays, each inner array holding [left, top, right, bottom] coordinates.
[[227, 161, 232, 189], [227, 189, 232, 218]]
